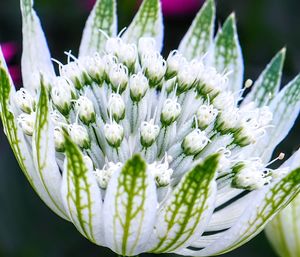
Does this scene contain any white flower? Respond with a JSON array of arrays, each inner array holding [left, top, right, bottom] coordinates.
[[0, 0, 299, 257]]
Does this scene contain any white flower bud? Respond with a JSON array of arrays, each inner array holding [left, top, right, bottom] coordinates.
[[14, 88, 35, 113], [105, 37, 122, 56], [216, 107, 240, 133], [140, 120, 160, 147], [80, 54, 105, 82], [108, 63, 128, 93], [94, 162, 122, 189], [166, 50, 186, 78], [149, 155, 173, 187], [213, 91, 235, 110], [104, 122, 124, 147], [197, 104, 218, 129], [197, 67, 228, 96], [182, 129, 209, 155], [161, 98, 181, 126], [51, 84, 72, 115], [17, 112, 35, 136], [61, 62, 86, 89], [53, 126, 65, 152], [129, 72, 149, 101], [118, 43, 137, 69], [141, 51, 166, 87], [68, 124, 90, 149], [177, 63, 198, 93], [107, 93, 125, 121], [232, 160, 270, 190], [75, 96, 96, 124], [54, 76, 76, 97], [138, 37, 157, 55]]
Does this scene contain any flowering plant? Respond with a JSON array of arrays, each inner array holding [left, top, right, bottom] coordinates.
[[0, 0, 300, 256]]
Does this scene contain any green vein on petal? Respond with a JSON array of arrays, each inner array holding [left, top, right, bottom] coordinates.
[[122, 0, 163, 51], [244, 48, 286, 107], [79, 0, 117, 57], [62, 131, 103, 243], [212, 13, 244, 92], [33, 82, 69, 219], [103, 154, 157, 256], [20, 0, 55, 92], [179, 0, 215, 60], [151, 154, 219, 253]]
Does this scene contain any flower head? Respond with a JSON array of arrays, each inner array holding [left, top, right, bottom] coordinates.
[[0, 0, 300, 256]]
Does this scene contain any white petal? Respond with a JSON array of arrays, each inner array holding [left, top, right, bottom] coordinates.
[[208, 14, 244, 93], [122, 0, 163, 51], [61, 133, 104, 245], [0, 57, 68, 220], [150, 154, 219, 253], [20, 0, 55, 92], [103, 155, 157, 256], [178, 0, 215, 60], [178, 165, 300, 256], [254, 75, 300, 162], [79, 0, 117, 57], [32, 84, 68, 219]]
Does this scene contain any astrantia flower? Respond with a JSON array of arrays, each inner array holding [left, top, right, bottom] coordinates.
[[0, 0, 300, 256]]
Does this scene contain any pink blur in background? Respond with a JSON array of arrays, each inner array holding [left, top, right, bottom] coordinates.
[[1, 42, 21, 85], [82, 0, 203, 16]]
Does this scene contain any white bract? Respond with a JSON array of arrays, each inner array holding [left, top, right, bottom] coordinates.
[[0, 0, 300, 256], [265, 150, 300, 257]]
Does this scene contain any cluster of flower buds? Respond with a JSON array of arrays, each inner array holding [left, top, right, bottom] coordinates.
[[14, 34, 276, 191]]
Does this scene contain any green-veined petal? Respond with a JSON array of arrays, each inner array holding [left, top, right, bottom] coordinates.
[[150, 154, 219, 253], [32, 83, 69, 220], [122, 0, 163, 51], [178, 0, 215, 60], [178, 166, 300, 256], [61, 132, 104, 244], [79, 0, 117, 57], [255, 75, 300, 162], [210, 13, 243, 92], [243, 48, 286, 106], [0, 53, 66, 219], [103, 155, 157, 256], [265, 193, 300, 257], [20, 0, 55, 92]]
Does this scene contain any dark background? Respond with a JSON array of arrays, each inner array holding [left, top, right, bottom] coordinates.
[[0, 0, 300, 256]]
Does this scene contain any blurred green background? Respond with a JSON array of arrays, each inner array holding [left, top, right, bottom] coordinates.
[[0, 0, 300, 256]]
